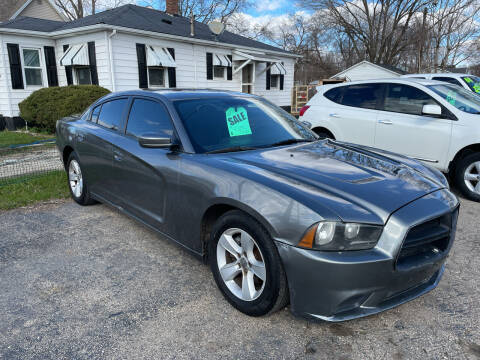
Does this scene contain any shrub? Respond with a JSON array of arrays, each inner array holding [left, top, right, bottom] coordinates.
[[19, 85, 110, 133]]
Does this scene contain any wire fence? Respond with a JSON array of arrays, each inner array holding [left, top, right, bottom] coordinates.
[[0, 139, 64, 186]]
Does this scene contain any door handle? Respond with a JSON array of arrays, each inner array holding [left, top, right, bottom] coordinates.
[[378, 120, 393, 125], [329, 113, 340, 118]]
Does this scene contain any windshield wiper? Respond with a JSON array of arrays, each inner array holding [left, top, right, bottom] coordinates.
[[205, 146, 258, 154], [264, 138, 314, 148]]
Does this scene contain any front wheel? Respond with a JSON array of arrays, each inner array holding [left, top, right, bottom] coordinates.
[[454, 152, 480, 202], [67, 152, 96, 206], [209, 210, 289, 316]]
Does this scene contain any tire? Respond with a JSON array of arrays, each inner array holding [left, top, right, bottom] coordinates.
[[454, 152, 480, 202], [66, 152, 96, 206], [313, 129, 334, 140], [209, 210, 289, 317]]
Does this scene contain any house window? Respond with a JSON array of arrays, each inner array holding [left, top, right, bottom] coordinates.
[[22, 48, 43, 86], [148, 67, 166, 87], [270, 74, 279, 89], [75, 66, 92, 85], [213, 66, 226, 80]]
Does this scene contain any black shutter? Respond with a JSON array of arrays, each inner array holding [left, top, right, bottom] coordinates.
[[227, 55, 232, 81], [266, 63, 271, 90], [136, 43, 148, 89], [63, 44, 73, 85], [206, 52, 213, 80], [44, 46, 58, 87], [280, 74, 284, 90], [87, 42, 98, 85], [7, 44, 24, 89], [167, 48, 176, 88]]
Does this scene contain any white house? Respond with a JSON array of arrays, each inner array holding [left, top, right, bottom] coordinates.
[[0, 1, 299, 121], [331, 60, 407, 82]]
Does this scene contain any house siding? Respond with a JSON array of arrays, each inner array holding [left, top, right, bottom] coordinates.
[[111, 32, 293, 106], [19, 0, 64, 22], [56, 32, 112, 90], [334, 63, 400, 81], [0, 34, 55, 117]]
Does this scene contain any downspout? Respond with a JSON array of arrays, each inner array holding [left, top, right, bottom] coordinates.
[[107, 29, 117, 91], [0, 35, 13, 118]]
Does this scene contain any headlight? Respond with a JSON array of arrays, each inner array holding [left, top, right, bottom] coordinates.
[[298, 221, 383, 251]]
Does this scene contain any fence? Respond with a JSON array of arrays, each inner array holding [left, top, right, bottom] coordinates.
[[0, 139, 64, 186]]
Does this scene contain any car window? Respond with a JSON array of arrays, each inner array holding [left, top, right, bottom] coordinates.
[[126, 98, 174, 138], [428, 84, 480, 114], [324, 87, 343, 104], [173, 97, 316, 153], [339, 84, 384, 110], [96, 99, 128, 130], [432, 77, 462, 86], [91, 104, 101, 122], [461, 76, 480, 94], [383, 84, 436, 115]]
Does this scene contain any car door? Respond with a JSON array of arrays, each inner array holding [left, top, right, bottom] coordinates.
[[375, 83, 452, 166], [75, 98, 129, 201], [329, 83, 384, 146], [109, 97, 181, 234]]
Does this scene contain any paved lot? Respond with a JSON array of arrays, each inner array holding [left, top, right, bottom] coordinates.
[[0, 197, 479, 360]]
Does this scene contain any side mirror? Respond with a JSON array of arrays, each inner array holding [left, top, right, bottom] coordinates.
[[301, 120, 312, 128], [138, 135, 172, 148], [422, 104, 442, 117]]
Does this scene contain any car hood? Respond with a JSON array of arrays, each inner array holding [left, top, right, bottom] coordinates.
[[218, 140, 445, 224]]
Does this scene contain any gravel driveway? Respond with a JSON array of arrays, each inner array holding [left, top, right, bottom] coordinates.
[[0, 197, 479, 360]]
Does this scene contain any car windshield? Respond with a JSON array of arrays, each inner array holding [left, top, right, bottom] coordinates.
[[173, 96, 316, 153], [461, 76, 480, 94], [427, 84, 480, 114]]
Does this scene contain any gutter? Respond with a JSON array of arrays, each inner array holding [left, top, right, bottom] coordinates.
[[0, 35, 13, 117], [0, 24, 302, 59], [106, 29, 117, 91]]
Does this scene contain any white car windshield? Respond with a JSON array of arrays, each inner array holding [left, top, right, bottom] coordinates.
[[428, 84, 480, 114]]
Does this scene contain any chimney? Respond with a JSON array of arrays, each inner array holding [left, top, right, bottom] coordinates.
[[190, 13, 195, 36], [166, 0, 179, 15]]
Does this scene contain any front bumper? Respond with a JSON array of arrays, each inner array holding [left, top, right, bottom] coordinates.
[[276, 189, 459, 322]]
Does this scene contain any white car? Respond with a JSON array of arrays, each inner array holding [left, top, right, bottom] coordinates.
[[299, 78, 480, 201], [401, 73, 480, 95]]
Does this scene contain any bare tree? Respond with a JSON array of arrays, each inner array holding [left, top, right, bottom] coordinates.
[[178, 0, 250, 23], [54, 0, 153, 20]]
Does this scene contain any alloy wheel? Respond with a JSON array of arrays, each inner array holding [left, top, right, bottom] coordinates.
[[216, 228, 266, 301], [69, 160, 83, 198], [464, 161, 480, 195]]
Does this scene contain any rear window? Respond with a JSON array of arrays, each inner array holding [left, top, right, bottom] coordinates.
[[96, 98, 128, 130], [324, 87, 343, 103]]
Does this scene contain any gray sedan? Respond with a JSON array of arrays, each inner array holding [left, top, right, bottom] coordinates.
[[56, 89, 459, 321]]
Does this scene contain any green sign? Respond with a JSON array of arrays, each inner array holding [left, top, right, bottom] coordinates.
[[446, 90, 456, 105], [226, 106, 252, 137], [473, 84, 480, 93], [465, 77, 473, 83]]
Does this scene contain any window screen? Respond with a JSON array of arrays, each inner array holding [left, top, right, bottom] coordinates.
[[383, 84, 436, 115], [340, 84, 384, 110], [97, 98, 128, 130], [126, 98, 173, 138]]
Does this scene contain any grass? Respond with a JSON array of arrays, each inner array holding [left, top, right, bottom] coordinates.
[[0, 171, 70, 210], [0, 130, 54, 148]]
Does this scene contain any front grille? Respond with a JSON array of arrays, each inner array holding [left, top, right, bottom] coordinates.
[[397, 210, 457, 269]]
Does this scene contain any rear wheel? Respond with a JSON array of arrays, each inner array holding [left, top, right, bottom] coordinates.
[[454, 152, 480, 202], [209, 210, 289, 316], [67, 152, 96, 206]]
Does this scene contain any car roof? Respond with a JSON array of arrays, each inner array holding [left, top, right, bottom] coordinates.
[[317, 78, 445, 91], [100, 89, 258, 102], [402, 73, 474, 78]]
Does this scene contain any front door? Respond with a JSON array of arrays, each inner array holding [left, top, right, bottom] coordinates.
[[374, 84, 452, 166], [242, 64, 253, 93], [109, 97, 180, 233]]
